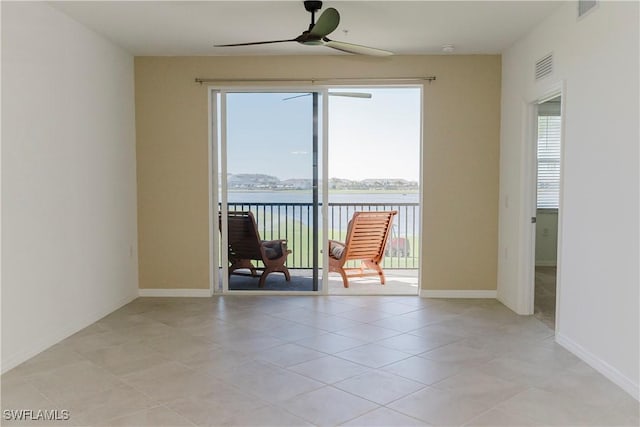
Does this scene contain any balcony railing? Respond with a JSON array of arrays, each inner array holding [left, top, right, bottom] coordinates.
[[220, 202, 419, 269]]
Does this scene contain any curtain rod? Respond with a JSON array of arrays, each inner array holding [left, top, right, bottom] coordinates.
[[194, 76, 436, 85]]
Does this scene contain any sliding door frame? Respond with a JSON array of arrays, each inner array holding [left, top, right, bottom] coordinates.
[[209, 84, 424, 297]]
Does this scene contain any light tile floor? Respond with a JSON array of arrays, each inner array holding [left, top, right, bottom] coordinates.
[[1, 296, 638, 426]]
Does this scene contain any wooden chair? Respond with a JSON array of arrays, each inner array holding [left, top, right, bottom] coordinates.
[[328, 210, 398, 288], [221, 211, 291, 288]]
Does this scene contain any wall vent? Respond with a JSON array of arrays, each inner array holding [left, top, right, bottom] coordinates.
[[578, 0, 598, 18], [535, 53, 553, 81]]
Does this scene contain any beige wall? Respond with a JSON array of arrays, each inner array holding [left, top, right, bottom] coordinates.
[[135, 55, 500, 291]]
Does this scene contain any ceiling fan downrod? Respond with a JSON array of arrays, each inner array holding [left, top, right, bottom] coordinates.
[[304, 0, 323, 27]]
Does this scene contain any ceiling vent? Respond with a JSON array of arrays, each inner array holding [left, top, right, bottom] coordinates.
[[535, 53, 553, 81], [578, 0, 598, 18]]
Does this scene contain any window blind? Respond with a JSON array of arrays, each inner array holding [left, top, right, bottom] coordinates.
[[537, 115, 561, 209]]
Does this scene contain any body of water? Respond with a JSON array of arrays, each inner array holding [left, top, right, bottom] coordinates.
[[226, 191, 419, 204], [224, 190, 420, 241]]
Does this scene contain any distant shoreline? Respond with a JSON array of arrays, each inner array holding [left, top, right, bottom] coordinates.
[[228, 189, 419, 194]]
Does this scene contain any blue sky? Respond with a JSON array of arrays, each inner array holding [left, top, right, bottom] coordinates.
[[225, 88, 420, 181]]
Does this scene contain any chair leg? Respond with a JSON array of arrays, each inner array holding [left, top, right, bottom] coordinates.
[[258, 268, 270, 288], [258, 265, 291, 288], [229, 259, 257, 276], [364, 261, 386, 285], [379, 267, 386, 285], [338, 267, 349, 288], [282, 267, 291, 282]]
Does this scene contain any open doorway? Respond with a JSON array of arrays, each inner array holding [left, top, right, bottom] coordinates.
[[326, 87, 422, 295], [533, 95, 561, 328]]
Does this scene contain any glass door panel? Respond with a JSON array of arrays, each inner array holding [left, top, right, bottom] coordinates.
[[221, 91, 323, 292], [327, 87, 421, 295]]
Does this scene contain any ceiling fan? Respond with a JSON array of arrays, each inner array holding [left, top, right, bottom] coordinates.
[[214, 1, 393, 57]]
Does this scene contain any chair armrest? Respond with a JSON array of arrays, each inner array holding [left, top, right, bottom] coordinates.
[[261, 240, 291, 259], [276, 240, 292, 255]]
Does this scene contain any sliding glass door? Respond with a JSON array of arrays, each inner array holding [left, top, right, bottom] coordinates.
[[326, 87, 421, 295], [211, 85, 422, 295], [216, 90, 325, 292]]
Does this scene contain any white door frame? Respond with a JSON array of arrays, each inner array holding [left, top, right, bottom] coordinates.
[[521, 80, 566, 330], [208, 84, 424, 297], [208, 87, 329, 295], [208, 88, 219, 296]]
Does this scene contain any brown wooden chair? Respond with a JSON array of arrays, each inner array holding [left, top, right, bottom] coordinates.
[[221, 211, 291, 288], [328, 210, 398, 288]]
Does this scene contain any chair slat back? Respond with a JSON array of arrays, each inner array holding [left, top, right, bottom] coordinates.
[[223, 211, 263, 260], [343, 211, 397, 262]]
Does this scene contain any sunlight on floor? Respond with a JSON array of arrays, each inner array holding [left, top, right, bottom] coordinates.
[[328, 271, 419, 296]]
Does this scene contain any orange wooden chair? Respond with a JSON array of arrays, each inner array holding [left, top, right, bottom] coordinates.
[[328, 210, 398, 288], [221, 211, 291, 288]]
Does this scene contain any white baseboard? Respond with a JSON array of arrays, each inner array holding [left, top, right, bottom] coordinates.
[[138, 288, 213, 297], [1, 292, 137, 374], [556, 332, 639, 401], [535, 261, 557, 267], [420, 289, 497, 298]]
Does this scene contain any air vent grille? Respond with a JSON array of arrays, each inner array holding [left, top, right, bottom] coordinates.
[[535, 53, 553, 81], [578, 0, 597, 17]]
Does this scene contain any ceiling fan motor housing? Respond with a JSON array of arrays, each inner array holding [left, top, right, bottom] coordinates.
[[304, 1, 323, 13]]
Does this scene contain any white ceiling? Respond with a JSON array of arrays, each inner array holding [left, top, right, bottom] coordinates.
[[50, 1, 564, 56]]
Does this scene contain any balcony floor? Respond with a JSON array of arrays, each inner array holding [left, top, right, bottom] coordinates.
[[225, 269, 419, 295]]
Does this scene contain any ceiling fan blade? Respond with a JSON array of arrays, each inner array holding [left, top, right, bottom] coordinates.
[[282, 93, 312, 101], [309, 7, 340, 37], [283, 92, 372, 101], [330, 92, 372, 98], [215, 39, 296, 47], [324, 39, 393, 57]]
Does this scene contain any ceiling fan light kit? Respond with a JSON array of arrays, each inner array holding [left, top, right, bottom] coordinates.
[[214, 1, 393, 57]]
